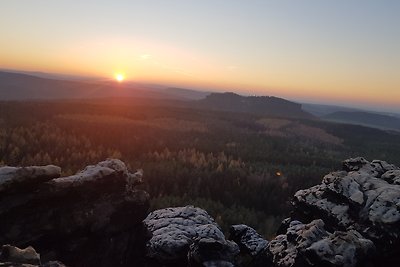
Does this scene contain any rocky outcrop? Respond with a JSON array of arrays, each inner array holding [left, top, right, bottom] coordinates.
[[1, 157, 399, 267], [143, 206, 239, 266], [266, 219, 374, 267], [222, 157, 399, 267], [291, 157, 400, 265], [229, 219, 375, 267], [239, 157, 398, 267], [0, 159, 149, 267]]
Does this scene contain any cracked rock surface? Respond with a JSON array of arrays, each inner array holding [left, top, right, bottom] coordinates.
[[143, 206, 239, 266], [266, 220, 374, 267], [288, 157, 400, 266]]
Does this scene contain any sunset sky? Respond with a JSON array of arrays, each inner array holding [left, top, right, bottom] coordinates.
[[1, 1, 399, 111]]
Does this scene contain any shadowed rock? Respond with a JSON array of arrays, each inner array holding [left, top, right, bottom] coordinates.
[[0, 159, 149, 267], [188, 237, 239, 267], [229, 224, 268, 257], [229, 224, 269, 267], [0, 165, 61, 193], [381, 170, 400, 185]]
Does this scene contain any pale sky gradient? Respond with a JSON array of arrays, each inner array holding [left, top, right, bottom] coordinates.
[[1, 0, 399, 111]]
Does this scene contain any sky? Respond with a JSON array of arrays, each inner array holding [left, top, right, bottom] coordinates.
[[1, 0, 399, 112]]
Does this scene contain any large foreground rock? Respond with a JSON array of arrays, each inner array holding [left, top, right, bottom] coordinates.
[[143, 206, 239, 266], [288, 157, 400, 266], [226, 157, 399, 267], [0, 159, 149, 267]]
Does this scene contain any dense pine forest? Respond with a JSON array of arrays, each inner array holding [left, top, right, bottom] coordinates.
[[1, 98, 400, 237]]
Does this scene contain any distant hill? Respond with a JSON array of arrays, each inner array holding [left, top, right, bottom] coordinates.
[[0, 71, 176, 100], [197, 92, 314, 119], [323, 111, 400, 131], [0, 68, 100, 81], [302, 103, 362, 117], [164, 87, 211, 100]]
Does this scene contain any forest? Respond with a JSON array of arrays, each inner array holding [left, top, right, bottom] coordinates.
[[1, 98, 400, 237]]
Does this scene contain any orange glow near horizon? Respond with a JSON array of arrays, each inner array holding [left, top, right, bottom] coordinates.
[[1, 1, 399, 112], [1, 37, 399, 112]]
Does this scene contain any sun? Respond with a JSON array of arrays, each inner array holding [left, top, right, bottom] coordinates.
[[115, 73, 125, 82]]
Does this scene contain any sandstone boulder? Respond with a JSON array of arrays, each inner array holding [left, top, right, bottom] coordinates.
[[143, 206, 239, 266], [290, 157, 400, 266]]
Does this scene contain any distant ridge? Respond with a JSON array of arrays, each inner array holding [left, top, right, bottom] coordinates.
[[324, 111, 400, 131], [0, 71, 174, 100], [164, 87, 211, 100], [0, 68, 99, 81], [302, 103, 363, 117], [197, 92, 314, 119]]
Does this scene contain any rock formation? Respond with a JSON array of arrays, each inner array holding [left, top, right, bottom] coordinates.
[[290, 157, 400, 266], [143, 157, 400, 267], [0, 159, 149, 267], [1, 157, 399, 267], [143, 206, 239, 266], [266, 219, 375, 267]]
